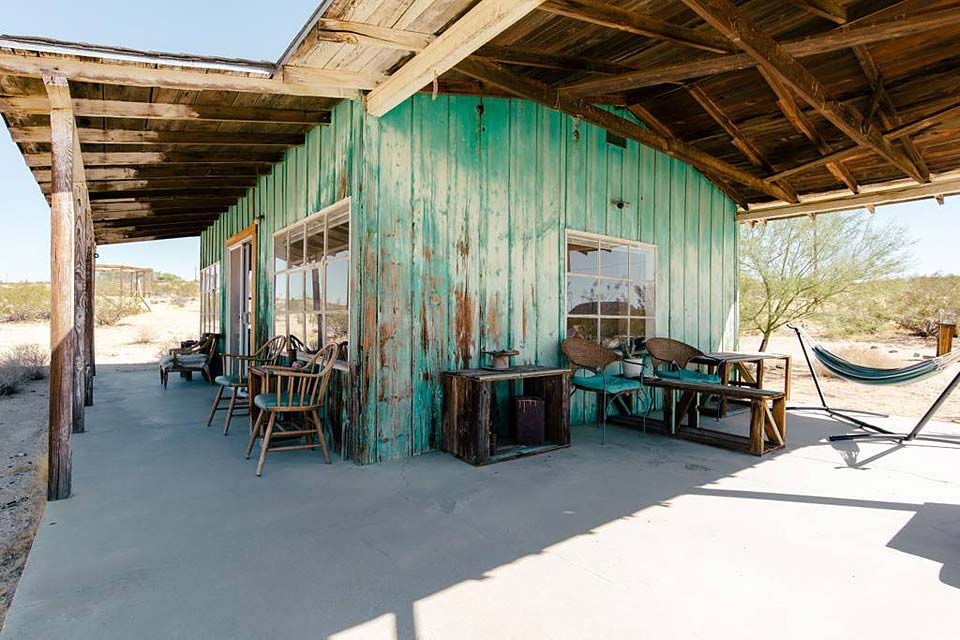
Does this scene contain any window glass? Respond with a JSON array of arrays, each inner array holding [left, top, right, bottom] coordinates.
[[305, 218, 325, 264], [274, 232, 288, 272], [565, 232, 655, 346], [325, 312, 348, 344], [326, 210, 349, 259], [288, 226, 305, 268], [326, 260, 349, 311], [273, 273, 287, 338]]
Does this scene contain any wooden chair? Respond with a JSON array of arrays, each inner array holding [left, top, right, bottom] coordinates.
[[159, 333, 219, 389], [245, 342, 338, 476], [561, 337, 642, 444], [207, 335, 287, 435]]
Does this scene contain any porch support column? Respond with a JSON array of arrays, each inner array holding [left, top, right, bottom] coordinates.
[[44, 75, 77, 500], [72, 143, 90, 429], [83, 193, 95, 406]]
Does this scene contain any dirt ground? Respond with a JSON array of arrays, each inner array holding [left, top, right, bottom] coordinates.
[[0, 298, 200, 629]]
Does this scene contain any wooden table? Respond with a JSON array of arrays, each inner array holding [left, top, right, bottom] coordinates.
[[442, 365, 570, 466], [692, 351, 791, 417]]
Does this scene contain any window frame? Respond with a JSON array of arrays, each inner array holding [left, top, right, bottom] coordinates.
[[564, 229, 657, 348], [271, 197, 351, 351], [199, 262, 221, 335]]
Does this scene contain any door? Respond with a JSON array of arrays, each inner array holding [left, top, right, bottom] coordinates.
[[226, 225, 257, 356]]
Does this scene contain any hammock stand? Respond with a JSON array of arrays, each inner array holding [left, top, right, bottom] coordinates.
[[788, 325, 960, 445]]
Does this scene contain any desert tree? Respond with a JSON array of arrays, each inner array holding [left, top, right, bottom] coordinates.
[[740, 211, 911, 350]]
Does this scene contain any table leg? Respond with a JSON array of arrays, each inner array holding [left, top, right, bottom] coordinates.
[[719, 363, 730, 417], [756, 360, 765, 389], [662, 388, 675, 434], [749, 400, 764, 456], [782, 355, 792, 401]]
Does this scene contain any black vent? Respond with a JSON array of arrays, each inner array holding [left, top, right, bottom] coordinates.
[[606, 131, 627, 149]]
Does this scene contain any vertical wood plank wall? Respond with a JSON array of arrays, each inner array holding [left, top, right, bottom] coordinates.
[[200, 95, 737, 465]]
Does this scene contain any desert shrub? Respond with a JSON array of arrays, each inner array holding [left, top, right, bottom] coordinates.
[[0, 343, 48, 395], [0, 283, 51, 322], [95, 295, 143, 326], [7, 344, 48, 380], [132, 327, 155, 344], [891, 274, 960, 336]]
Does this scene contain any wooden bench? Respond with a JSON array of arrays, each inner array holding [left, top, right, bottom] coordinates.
[[642, 375, 786, 456]]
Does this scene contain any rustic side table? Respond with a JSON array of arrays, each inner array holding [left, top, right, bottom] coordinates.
[[441, 365, 571, 465]]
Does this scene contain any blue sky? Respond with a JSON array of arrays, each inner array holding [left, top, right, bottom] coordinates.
[[0, 1, 957, 281]]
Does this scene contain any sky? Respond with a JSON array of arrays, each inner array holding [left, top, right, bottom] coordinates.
[[0, 1, 957, 281]]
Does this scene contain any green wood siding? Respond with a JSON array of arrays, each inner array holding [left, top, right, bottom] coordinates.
[[200, 95, 738, 465]]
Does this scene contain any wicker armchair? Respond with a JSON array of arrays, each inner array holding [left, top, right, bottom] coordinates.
[[561, 337, 642, 444], [646, 337, 721, 421], [206, 335, 287, 435], [245, 342, 339, 476]]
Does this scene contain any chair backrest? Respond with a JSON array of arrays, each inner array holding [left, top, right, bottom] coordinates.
[[271, 342, 338, 409], [645, 337, 703, 370], [200, 333, 219, 367], [561, 337, 620, 376], [256, 335, 288, 366]]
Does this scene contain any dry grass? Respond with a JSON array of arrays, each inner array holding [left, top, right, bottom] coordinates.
[[0, 344, 48, 396], [131, 327, 155, 345]]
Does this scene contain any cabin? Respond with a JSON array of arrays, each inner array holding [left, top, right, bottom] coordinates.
[[2, 0, 960, 498]]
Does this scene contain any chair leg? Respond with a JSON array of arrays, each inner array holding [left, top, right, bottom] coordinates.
[[206, 385, 224, 427], [223, 388, 238, 436], [246, 410, 265, 459], [599, 392, 607, 445], [311, 409, 331, 464], [256, 412, 276, 477]]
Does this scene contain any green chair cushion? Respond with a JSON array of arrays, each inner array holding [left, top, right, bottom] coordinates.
[[657, 368, 721, 385], [254, 393, 312, 410], [572, 373, 642, 394], [214, 374, 244, 387]]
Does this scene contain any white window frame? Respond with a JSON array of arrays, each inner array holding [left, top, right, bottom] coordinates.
[[272, 197, 351, 350], [199, 262, 221, 335], [564, 229, 657, 348]]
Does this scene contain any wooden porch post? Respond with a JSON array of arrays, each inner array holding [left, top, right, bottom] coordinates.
[[84, 219, 96, 406], [45, 75, 77, 500], [72, 150, 89, 432]]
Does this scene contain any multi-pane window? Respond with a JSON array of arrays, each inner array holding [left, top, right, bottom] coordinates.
[[273, 198, 350, 350], [199, 262, 221, 335], [565, 231, 656, 348]]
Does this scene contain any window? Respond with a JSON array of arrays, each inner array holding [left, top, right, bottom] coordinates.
[[200, 262, 221, 335], [273, 198, 350, 350], [565, 231, 655, 348]]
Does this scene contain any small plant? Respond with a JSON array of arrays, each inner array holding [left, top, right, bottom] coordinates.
[[0, 282, 51, 322], [8, 344, 48, 380], [132, 327, 155, 345]]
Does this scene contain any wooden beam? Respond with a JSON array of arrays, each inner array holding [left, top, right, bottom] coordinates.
[[44, 75, 75, 501], [11, 126, 305, 147], [678, 0, 928, 184], [562, 6, 960, 94], [769, 100, 960, 182], [96, 212, 223, 226], [541, 0, 734, 53], [25, 151, 283, 167], [457, 58, 793, 201], [88, 188, 248, 201], [292, 18, 436, 55], [739, 175, 960, 222], [757, 66, 859, 193], [91, 199, 238, 212], [33, 165, 264, 182], [95, 229, 204, 244], [788, 0, 847, 25], [626, 103, 747, 206], [93, 209, 226, 222], [0, 51, 382, 98], [475, 44, 640, 75], [40, 177, 257, 194], [366, 0, 547, 117], [852, 46, 930, 182]]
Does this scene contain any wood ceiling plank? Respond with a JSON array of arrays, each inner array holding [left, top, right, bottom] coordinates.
[[678, 0, 928, 184], [10, 126, 304, 146]]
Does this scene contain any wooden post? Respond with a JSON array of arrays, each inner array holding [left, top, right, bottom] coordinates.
[[72, 165, 88, 433], [83, 208, 95, 406], [937, 323, 956, 357], [45, 75, 76, 500]]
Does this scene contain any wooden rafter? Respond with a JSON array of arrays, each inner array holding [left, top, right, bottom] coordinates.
[[540, 0, 734, 54], [366, 0, 547, 116], [33, 165, 263, 183], [561, 6, 960, 95], [852, 45, 930, 183], [678, 0, 928, 184], [457, 58, 793, 201], [788, 0, 847, 25], [757, 66, 859, 193], [0, 51, 382, 98], [92, 209, 227, 222], [24, 151, 282, 167], [11, 126, 305, 147], [0, 96, 332, 124], [39, 177, 257, 194]]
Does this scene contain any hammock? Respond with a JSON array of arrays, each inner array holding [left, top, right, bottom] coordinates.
[[788, 325, 960, 446]]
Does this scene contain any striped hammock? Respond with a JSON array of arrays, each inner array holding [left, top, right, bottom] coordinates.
[[797, 327, 960, 386]]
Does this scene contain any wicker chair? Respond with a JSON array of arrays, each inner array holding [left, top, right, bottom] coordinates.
[[245, 342, 339, 476], [159, 333, 219, 389], [645, 337, 721, 420], [561, 337, 642, 444], [206, 335, 287, 435]]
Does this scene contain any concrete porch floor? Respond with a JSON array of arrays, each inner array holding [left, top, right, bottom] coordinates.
[[3, 365, 959, 640]]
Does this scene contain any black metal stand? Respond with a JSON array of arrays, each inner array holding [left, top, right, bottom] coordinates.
[[788, 325, 960, 445]]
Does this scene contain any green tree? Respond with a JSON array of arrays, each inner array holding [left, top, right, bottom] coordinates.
[[740, 211, 912, 350]]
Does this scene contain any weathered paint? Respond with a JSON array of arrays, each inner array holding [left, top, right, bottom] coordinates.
[[200, 95, 738, 464]]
